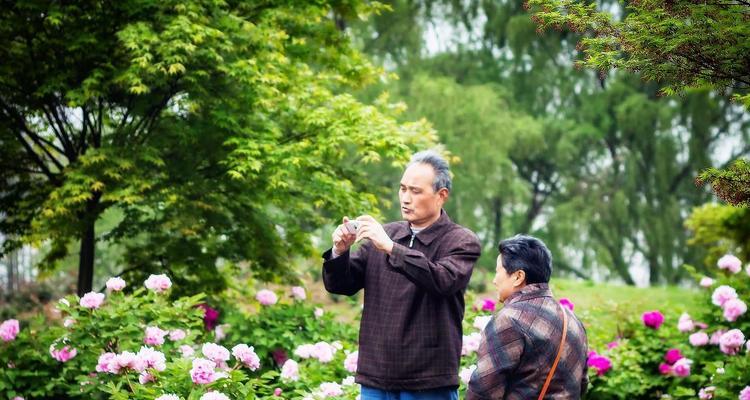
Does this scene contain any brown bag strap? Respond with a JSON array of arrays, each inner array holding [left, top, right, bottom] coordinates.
[[538, 303, 569, 400]]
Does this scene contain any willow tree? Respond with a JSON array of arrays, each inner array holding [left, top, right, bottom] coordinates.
[[0, 0, 433, 296]]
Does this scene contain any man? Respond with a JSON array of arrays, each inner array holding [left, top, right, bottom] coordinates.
[[467, 235, 589, 399], [322, 150, 482, 400]]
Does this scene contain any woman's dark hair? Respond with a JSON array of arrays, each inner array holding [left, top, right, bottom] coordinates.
[[498, 235, 552, 284]]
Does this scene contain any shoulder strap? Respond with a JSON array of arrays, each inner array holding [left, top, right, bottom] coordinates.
[[538, 302, 569, 400]]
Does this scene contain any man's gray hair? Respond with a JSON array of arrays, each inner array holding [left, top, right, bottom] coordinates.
[[408, 150, 452, 192]]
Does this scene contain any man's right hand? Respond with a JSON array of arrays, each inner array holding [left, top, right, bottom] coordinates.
[[332, 216, 358, 254]]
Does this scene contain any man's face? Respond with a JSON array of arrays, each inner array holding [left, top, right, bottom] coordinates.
[[493, 254, 521, 303], [399, 163, 447, 228]]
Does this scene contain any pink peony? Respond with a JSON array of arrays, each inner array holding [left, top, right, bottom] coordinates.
[[698, 386, 715, 399], [689, 332, 709, 347], [313, 341, 336, 363], [274, 388, 283, 396], [740, 386, 750, 400], [256, 289, 278, 306], [96, 352, 117, 373], [106, 277, 126, 291], [658, 363, 672, 375], [144, 326, 168, 346], [587, 352, 612, 375], [664, 349, 683, 365], [461, 333, 482, 356], [144, 274, 172, 293], [711, 285, 738, 307], [459, 365, 477, 384], [344, 351, 358, 373], [232, 344, 260, 371], [719, 329, 746, 355], [294, 344, 315, 359], [138, 346, 166, 371], [169, 329, 186, 341], [139, 371, 155, 384], [1, 319, 20, 342], [481, 298, 496, 312], [214, 324, 227, 342], [112, 351, 145, 373], [280, 359, 300, 381], [63, 318, 75, 328], [314, 307, 324, 318], [672, 358, 692, 377], [291, 286, 307, 301], [677, 313, 694, 333], [699, 277, 714, 288], [180, 345, 195, 358], [710, 329, 726, 345], [200, 393, 230, 400], [156, 395, 180, 400], [190, 358, 217, 384], [202, 343, 230, 364], [79, 292, 105, 309], [559, 298, 574, 311], [50, 344, 77, 362], [717, 254, 742, 273], [642, 310, 664, 329], [197, 304, 219, 331], [722, 298, 747, 322], [319, 382, 343, 398]]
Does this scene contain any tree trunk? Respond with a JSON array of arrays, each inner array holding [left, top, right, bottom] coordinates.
[[8, 249, 17, 293], [492, 196, 502, 246], [77, 194, 100, 296]]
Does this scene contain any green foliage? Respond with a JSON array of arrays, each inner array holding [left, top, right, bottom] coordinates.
[[686, 203, 750, 267], [697, 159, 750, 207], [0, 0, 435, 295]]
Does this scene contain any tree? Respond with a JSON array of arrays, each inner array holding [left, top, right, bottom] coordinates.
[[0, 0, 433, 296]]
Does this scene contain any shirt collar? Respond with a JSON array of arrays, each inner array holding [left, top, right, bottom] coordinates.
[[391, 209, 452, 245], [504, 283, 553, 306]]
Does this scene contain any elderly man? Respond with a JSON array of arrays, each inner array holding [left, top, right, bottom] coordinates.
[[467, 235, 589, 399], [322, 150, 482, 400]]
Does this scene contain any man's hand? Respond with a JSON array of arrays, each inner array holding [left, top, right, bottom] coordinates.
[[356, 215, 394, 254], [332, 216, 358, 254]]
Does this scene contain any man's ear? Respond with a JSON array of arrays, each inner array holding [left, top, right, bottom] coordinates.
[[437, 187, 449, 202], [513, 270, 526, 288]]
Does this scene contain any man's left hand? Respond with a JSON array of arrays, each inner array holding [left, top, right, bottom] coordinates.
[[355, 215, 394, 254]]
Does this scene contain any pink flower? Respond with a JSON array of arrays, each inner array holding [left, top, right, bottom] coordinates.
[[197, 304, 219, 331], [280, 359, 300, 381], [723, 298, 747, 322], [461, 333, 482, 356], [63, 318, 75, 328], [274, 388, 283, 396], [677, 313, 694, 332], [156, 395, 180, 400], [138, 346, 166, 371], [664, 348, 683, 365], [698, 386, 715, 399], [232, 344, 260, 370], [144, 326, 168, 346], [672, 358, 692, 377], [79, 292, 105, 309], [200, 393, 230, 400], [481, 298, 496, 312], [202, 343, 230, 364], [719, 329, 746, 355], [689, 332, 709, 346], [291, 286, 307, 301], [50, 344, 77, 362], [12, 397, 24, 400], [214, 324, 227, 342], [710, 329, 725, 345], [139, 371, 155, 384], [699, 277, 714, 288], [190, 358, 217, 384], [256, 289, 278, 306], [642, 310, 664, 329], [144, 274, 172, 293], [96, 352, 117, 373], [559, 298, 574, 311], [169, 329, 186, 341], [606, 341, 620, 350], [313, 341, 336, 363], [586, 352, 612, 375], [112, 351, 145, 373], [718, 254, 742, 273], [1, 319, 20, 342], [344, 351, 358, 373], [658, 363, 672, 375], [319, 382, 343, 398], [711, 285, 738, 307], [106, 277, 126, 291], [180, 345, 195, 358], [740, 386, 750, 400], [473, 316, 492, 331], [459, 365, 477, 384], [314, 308, 324, 318], [294, 344, 315, 359]]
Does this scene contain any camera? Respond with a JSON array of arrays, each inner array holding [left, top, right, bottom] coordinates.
[[344, 220, 360, 232]]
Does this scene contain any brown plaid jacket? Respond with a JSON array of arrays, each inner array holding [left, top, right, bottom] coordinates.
[[466, 283, 589, 399], [322, 210, 481, 390]]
